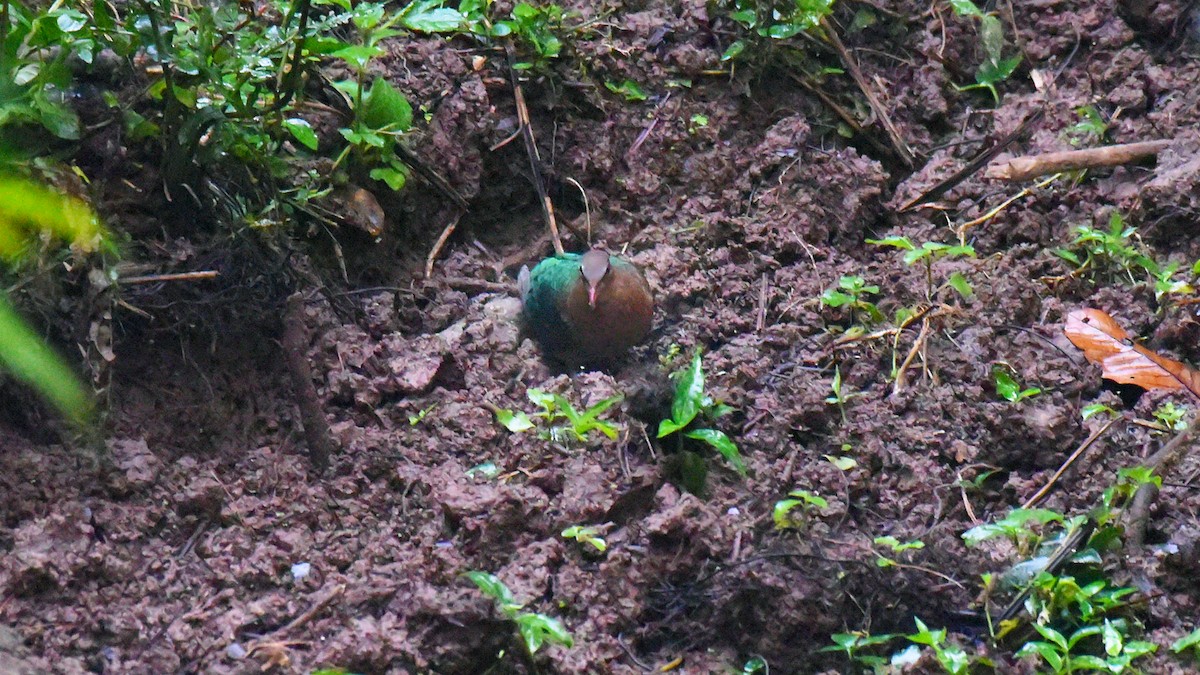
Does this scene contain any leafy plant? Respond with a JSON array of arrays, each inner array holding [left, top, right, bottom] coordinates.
[[604, 79, 648, 102], [493, 388, 623, 443], [1067, 105, 1111, 146], [465, 571, 573, 656], [1152, 401, 1189, 432], [1172, 628, 1200, 660], [825, 366, 865, 422], [487, 2, 565, 69], [821, 631, 900, 671], [906, 617, 970, 674], [658, 350, 746, 482], [772, 489, 827, 530], [873, 536, 925, 568], [820, 274, 883, 325], [561, 525, 606, 553], [0, 175, 104, 423], [722, 0, 837, 62], [962, 507, 1065, 552], [1017, 618, 1156, 673], [868, 236, 975, 299], [948, 0, 1022, 104], [992, 364, 1041, 403], [1054, 212, 1192, 302]]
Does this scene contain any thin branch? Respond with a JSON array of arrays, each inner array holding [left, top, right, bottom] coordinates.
[[986, 140, 1173, 182]]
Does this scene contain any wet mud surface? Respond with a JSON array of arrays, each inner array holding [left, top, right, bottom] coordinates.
[[5, 0, 1200, 672]]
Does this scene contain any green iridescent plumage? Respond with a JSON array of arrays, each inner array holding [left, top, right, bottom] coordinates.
[[519, 250, 654, 366]]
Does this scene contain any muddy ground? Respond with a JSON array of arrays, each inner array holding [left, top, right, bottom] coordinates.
[[5, 0, 1200, 673]]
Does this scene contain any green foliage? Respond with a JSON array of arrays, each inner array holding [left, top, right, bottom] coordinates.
[[1152, 401, 1189, 432], [821, 631, 900, 671], [484, 2, 566, 69], [1016, 614, 1155, 673], [561, 525, 606, 553], [0, 175, 105, 423], [873, 535, 925, 568], [1172, 628, 1200, 658], [1055, 211, 1193, 302], [658, 350, 746, 481], [1081, 403, 1117, 420], [0, 2, 87, 143], [493, 388, 622, 443], [722, 0, 836, 61], [772, 489, 827, 530], [992, 364, 1041, 403], [820, 275, 882, 325], [604, 79, 647, 101], [906, 617, 971, 674], [868, 235, 975, 299], [1067, 105, 1111, 146], [824, 366, 865, 422], [948, 0, 1022, 104], [962, 507, 1065, 550], [465, 571, 574, 655]]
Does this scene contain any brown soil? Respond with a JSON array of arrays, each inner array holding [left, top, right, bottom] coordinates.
[[5, 1, 1200, 673]]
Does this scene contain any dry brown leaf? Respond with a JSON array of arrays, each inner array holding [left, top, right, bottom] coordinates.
[[1064, 308, 1200, 398]]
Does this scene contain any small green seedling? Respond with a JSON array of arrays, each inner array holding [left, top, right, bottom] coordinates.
[[820, 275, 883, 325], [821, 631, 900, 671], [825, 366, 865, 422], [721, 0, 835, 61], [1172, 628, 1200, 660], [488, 2, 565, 69], [605, 79, 648, 101], [1016, 619, 1156, 674], [873, 536, 925, 568], [905, 617, 970, 675], [962, 508, 1065, 552], [948, 0, 1022, 105], [687, 114, 709, 134], [773, 489, 828, 530], [561, 525, 607, 553], [1067, 105, 1111, 146], [992, 365, 1041, 403], [658, 350, 746, 478], [1053, 211, 1189, 300], [493, 389, 622, 443], [408, 403, 437, 425], [868, 236, 975, 299], [740, 655, 768, 674], [465, 571, 573, 656], [1152, 401, 1189, 432], [1081, 403, 1117, 420]]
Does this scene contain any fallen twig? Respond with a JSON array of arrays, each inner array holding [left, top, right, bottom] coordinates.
[[985, 140, 1173, 182], [898, 108, 1044, 212], [424, 211, 464, 279], [120, 270, 220, 284], [1021, 416, 1119, 509], [820, 17, 914, 167], [504, 41, 564, 255], [282, 294, 336, 473]]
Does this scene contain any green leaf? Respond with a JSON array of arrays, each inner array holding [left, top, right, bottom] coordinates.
[[0, 295, 93, 424], [820, 288, 854, 307], [1171, 628, 1200, 653], [947, 272, 973, 299], [361, 78, 413, 131], [604, 79, 648, 102], [661, 351, 705, 435], [283, 118, 318, 150], [948, 0, 984, 17], [331, 44, 384, 70], [401, 2, 465, 32], [657, 418, 686, 437], [825, 454, 856, 471], [494, 408, 534, 433], [685, 428, 746, 476], [721, 40, 745, 61], [866, 235, 915, 251], [515, 613, 573, 653], [369, 166, 407, 191], [992, 366, 1020, 401], [464, 571, 519, 612], [979, 15, 1005, 62]]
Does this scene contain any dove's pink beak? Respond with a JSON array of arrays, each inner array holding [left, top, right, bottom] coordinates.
[[588, 284, 598, 308]]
